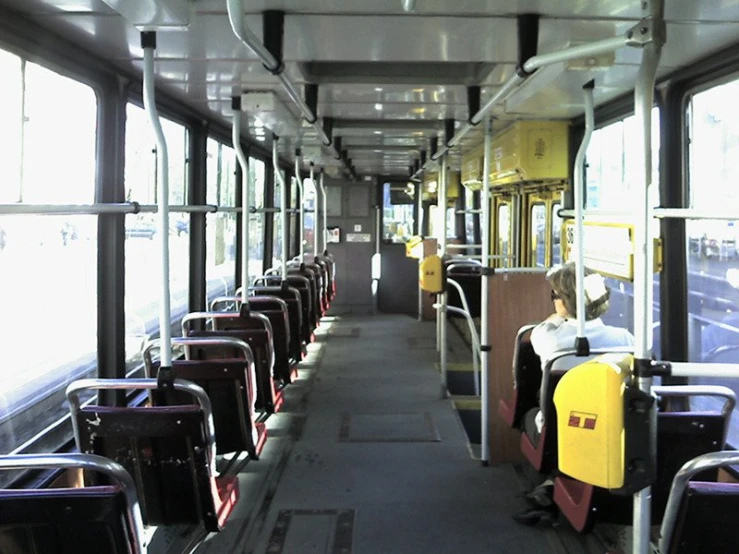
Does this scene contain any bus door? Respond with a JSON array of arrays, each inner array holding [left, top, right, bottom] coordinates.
[[492, 194, 514, 268], [523, 190, 565, 268]]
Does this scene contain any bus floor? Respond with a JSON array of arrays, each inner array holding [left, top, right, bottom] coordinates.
[[189, 314, 559, 554]]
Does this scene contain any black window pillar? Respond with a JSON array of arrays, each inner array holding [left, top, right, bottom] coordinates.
[[96, 76, 128, 407], [660, 85, 689, 367], [235, 159, 244, 290], [188, 120, 208, 315]]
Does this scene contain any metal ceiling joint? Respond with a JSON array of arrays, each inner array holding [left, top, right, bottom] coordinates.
[[226, 0, 356, 179]]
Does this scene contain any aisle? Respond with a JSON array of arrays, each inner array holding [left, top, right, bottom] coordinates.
[[197, 314, 552, 554]]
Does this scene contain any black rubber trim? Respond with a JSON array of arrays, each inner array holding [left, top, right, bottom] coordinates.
[[140, 31, 156, 50], [131, 201, 141, 214], [480, 345, 492, 352]]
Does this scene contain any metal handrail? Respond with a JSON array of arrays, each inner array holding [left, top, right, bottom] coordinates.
[[652, 384, 736, 445], [659, 451, 739, 554], [66, 378, 217, 474], [0, 453, 147, 554]]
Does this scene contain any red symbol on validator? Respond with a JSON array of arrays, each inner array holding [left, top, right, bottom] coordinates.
[[568, 411, 597, 430]]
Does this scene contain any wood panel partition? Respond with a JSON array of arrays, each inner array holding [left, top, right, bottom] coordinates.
[[487, 272, 552, 464]]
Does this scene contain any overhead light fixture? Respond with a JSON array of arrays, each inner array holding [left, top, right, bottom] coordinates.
[[375, 87, 383, 92], [374, 131, 382, 135], [375, 103, 383, 111], [402, 0, 417, 12], [100, 0, 190, 29]]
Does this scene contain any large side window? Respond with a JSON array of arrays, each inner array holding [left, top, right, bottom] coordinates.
[[685, 77, 739, 446], [124, 104, 189, 371], [0, 51, 98, 458], [303, 177, 316, 255], [585, 107, 661, 355], [206, 139, 237, 302]]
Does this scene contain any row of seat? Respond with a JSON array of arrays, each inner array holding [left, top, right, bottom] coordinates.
[[499, 326, 739, 552], [0, 254, 336, 554]]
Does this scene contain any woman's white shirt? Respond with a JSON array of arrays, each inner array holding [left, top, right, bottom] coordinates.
[[530, 316, 634, 432]]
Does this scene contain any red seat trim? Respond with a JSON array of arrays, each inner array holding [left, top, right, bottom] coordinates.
[[520, 425, 545, 471], [553, 476, 594, 533], [213, 475, 239, 530]]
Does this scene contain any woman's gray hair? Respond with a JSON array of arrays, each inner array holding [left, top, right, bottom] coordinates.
[[546, 261, 610, 320]]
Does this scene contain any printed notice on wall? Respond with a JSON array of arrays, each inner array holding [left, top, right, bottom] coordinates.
[[346, 233, 372, 243]]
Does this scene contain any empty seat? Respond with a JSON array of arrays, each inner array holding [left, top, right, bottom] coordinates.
[[143, 336, 266, 458], [66, 379, 239, 532], [211, 296, 297, 384], [255, 275, 315, 343], [660, 451, 739, 554], [0, 453, 145, 554], [247, 285, 305, 361], [183, 311, 279, 413]]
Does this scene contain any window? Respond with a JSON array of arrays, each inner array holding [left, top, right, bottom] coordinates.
[[0, 50, 98, 459], [586, 107, 660, 210], [382, 182, 414, 243], [124, 104, 189, 372], [303, 177, 316, 255], [684, 77, 739, 446], [464, 187, 477, 245], [530, 204, 546, 267], [497, 203, 511, 268], [206, 139, 237, 303], [585, 108, 661, 354], [551, 203, 562, 265], [248, 157, 265, 277]]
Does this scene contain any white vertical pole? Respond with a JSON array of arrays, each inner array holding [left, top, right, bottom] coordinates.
[[272, 138, 288, 280], [310, 163, 318, 256], [294, 153, 304, 260], [418, 174, 424, 322], [574, 82, 595, 338], [439, 155, 448, 397], [632, 2, 664, 553], [232, 98, 250, 302], [480, 117, 492, 465], [142, 33, 171, 368], [320, 171, 327, 254]]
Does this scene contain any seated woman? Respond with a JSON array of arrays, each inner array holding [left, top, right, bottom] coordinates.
[[515, 262, 634, 526]]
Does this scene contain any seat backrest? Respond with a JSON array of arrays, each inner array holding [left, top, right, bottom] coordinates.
[[508, 339, 542, 429], [0, 488, 134, 554], [0, 453, 144, 554], [251, 286, 304, 359], [246, 308, 292, 383], [75, 405, 221, 530], [669, 482, 739, 554], [189, 328, 277, 412], [257, 275, 314, 335], [150, 359, 260, 456]]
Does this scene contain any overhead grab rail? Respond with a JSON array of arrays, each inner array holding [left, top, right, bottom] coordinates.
[[479, 117, 493, 466], [233, 96, 251, 299], [225, 0, 355, 179], [142, 31, 173, 371], [411, 23, 652, 179], [573, 81, 595, 351]]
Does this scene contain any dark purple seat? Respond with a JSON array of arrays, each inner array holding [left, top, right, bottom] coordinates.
[[659, 451, 739, 554], [144, 337, 266, 458], [0, 453, 144, 554]]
